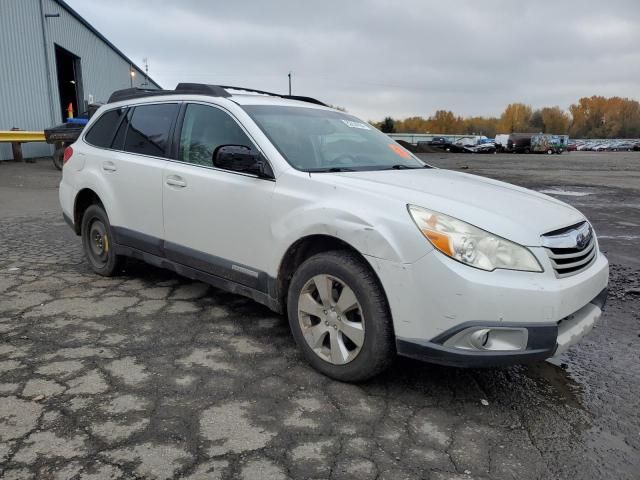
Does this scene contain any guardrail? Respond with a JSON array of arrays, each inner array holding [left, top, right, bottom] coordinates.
[[0, 130, 47, 162]]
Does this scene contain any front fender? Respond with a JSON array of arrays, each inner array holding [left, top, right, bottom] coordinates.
[[268, 171, 432, 275], [274, 206, 400, 260]]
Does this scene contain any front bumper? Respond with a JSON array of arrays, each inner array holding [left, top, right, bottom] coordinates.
[[367, 243, 609, 368], [396, 287, 607, 367]]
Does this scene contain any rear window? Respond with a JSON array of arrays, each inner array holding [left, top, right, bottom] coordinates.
[[122, 103, 179, 157], [84, 108, 127, 148]]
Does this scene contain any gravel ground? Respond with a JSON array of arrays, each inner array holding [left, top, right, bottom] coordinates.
[[0, 152, 638, 479]]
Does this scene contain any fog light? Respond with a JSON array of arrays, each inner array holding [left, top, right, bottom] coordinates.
[[469, 329, 490, 349], [443, 326, 528, 352]]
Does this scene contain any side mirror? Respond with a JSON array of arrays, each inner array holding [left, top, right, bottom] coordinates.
[[212, 145, 273, 179]]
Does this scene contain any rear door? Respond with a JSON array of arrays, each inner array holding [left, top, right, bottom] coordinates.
[[97, 102, 179, 255], [162, 102, 276, 291]]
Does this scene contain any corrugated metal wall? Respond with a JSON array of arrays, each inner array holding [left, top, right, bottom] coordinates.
[[0, 0, 159, 160], [0, 0, 52, 159]]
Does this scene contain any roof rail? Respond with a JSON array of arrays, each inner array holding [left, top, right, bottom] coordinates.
[[175, 83, 231, 97], [108, 88, 170, 103], [107, 83, 326, 106], [218, 85, 327, 106]]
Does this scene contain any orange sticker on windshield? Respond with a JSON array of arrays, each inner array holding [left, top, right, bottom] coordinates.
[[388, 143, 411, 159]]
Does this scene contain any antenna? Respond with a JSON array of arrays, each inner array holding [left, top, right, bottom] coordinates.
[[288, 71, 292, 96]]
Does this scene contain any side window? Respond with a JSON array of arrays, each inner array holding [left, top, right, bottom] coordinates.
[[111, 109, 131, 151], [84, 108, 127, 148], [179, 104, 254, 167], [123, 103, 179, 157]]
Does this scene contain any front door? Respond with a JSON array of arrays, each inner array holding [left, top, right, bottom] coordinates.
[[162, 103, 276, 291]]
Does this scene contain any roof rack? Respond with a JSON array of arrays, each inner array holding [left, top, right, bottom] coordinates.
[[107, 83, 326, 106], [219, 86, 327, 106]]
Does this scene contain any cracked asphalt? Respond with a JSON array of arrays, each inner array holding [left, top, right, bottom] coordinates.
[[0, 152, 639, 480]]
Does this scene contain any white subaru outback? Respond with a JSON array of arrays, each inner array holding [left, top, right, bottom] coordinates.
[[59, 83, 609, 381]]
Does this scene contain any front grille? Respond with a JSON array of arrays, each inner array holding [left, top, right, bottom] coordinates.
[[542, 222, 597, 278]]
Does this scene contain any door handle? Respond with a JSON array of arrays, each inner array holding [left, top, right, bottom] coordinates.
[[166, 175, 187, 188], [102, 161, 117, 172]]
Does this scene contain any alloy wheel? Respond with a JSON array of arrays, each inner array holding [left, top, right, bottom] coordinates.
[[297, 274, 365, 365]]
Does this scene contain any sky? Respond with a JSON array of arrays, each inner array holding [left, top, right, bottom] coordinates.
[[65, 0, 640, 121]]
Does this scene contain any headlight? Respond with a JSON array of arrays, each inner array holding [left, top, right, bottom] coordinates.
[[408, 205, 542, 272]]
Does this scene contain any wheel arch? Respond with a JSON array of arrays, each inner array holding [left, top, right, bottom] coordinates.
[[275, 234, 390, 316], [73, 188, 104, 235]]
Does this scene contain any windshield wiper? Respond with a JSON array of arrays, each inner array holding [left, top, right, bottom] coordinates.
[[387, 164, 423, 170], [311, 167, 358, 172]]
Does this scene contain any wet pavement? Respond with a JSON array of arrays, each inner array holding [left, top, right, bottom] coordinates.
[[0, 153, 639, 479]]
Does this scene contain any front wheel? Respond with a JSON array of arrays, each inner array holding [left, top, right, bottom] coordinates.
[[81, 204, 123, 276], [287, 251, 395, 382]]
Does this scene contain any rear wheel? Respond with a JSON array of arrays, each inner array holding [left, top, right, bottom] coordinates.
[[81, 204, 123, 276], [547, 149, 553, 155], [287, 250, 395, 382]]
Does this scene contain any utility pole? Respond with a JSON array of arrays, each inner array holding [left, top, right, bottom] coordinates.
[[143, 57, 149, 87], [288, 71, 292, 96]]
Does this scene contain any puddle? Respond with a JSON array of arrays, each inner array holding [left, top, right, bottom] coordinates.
[[528, 361, 585, 412], [597, 235, 640, 240], [539, 188, 593, 197]]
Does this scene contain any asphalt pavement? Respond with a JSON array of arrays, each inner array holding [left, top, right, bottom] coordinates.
[[0, 152, 638, 479]]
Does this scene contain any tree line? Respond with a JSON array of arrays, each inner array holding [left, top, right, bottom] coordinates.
[[372, 96, 640, 139]]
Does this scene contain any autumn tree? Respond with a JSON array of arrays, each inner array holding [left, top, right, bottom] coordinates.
[[463, 116, 499, 137], [496, 103, 533, 133], [616, 99, 640, 138], [395, 116, 430, 133], [539, 107, 571, 133], [569, 96, 609, 138], [375, 96, 640, 138], [428, 110, 464, 134]]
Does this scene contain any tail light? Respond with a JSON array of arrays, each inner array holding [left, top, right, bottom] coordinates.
[[63, 146, 73, 165]]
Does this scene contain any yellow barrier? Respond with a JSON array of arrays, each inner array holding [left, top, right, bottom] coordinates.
[[0, 131, 46, 143]]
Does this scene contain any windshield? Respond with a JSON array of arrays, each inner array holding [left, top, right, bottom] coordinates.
[[242, 105, 427, 172]]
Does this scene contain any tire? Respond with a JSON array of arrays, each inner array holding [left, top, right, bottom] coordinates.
[[547, 149, 553, 155], [81, 204, 123, 276], [52, 146, 64, 170], [286, 250, 395, 382], [52, 149, 63, 170]]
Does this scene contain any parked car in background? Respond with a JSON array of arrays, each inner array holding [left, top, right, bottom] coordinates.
[[592, 143, 609, 152], [494, 134, 509, 152], [508, 133, 533, 153], [567, 142, 577, 151], [609, 141, 635, 151], [426, 137, 452, 151], [531, 134, 569, 154], [573, 139, 640, 151], [44, 104, 101, 170], [449, 137, 497, 154]]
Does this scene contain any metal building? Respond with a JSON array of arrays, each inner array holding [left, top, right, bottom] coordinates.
[[0, 0, 161, 160]]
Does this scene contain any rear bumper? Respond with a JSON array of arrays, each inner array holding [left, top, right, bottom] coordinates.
[[396, 287, 607, 368], [63, 212, 75, 231], [59, 180, 78, 234]]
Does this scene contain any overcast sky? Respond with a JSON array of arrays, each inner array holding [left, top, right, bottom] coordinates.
[[66, 0, 640, 121]]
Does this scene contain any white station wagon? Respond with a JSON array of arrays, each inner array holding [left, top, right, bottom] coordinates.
[[59, 83, 609, 381]]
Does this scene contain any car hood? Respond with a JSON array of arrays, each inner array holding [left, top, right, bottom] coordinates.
[[322, 168, 585, 246]]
